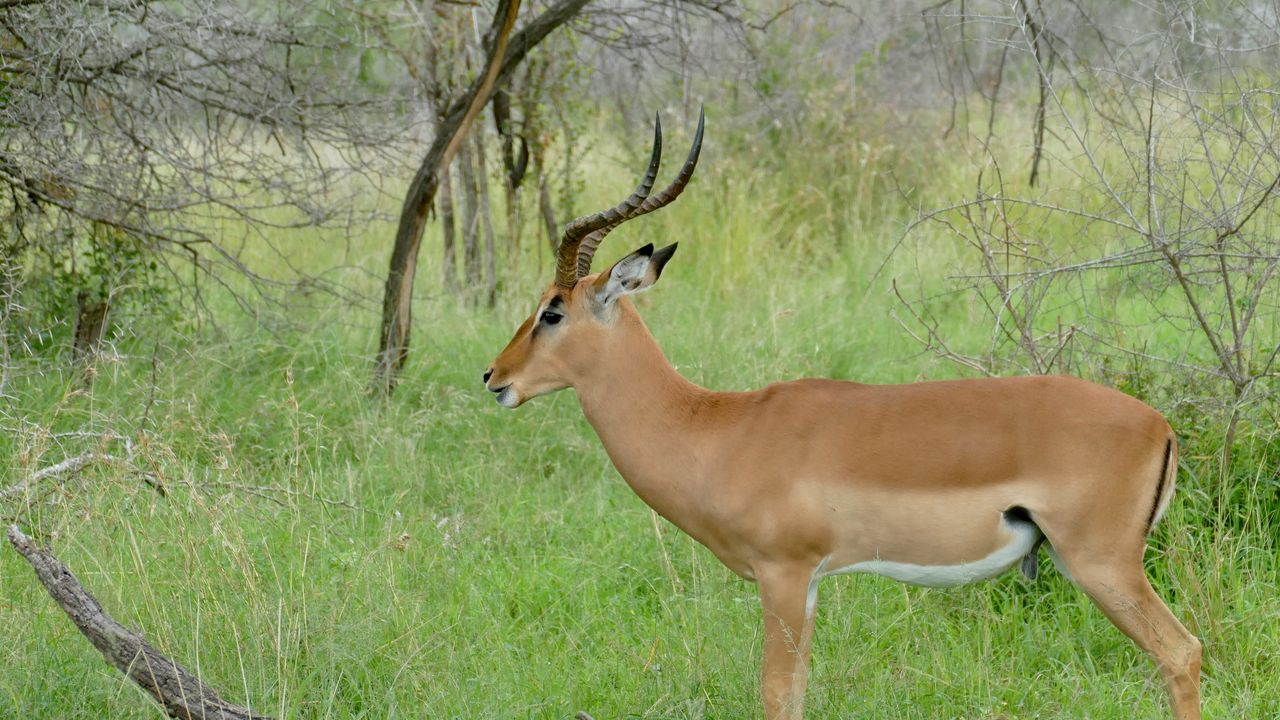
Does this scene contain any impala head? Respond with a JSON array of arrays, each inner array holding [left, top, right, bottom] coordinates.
[[484, 110, 704, 408]]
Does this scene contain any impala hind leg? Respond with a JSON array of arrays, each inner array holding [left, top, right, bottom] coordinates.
[[757, 564, 819, 720], [1056, 552, 1202, 720]]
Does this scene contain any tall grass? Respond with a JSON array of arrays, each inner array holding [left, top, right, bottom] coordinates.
[[2, 112, 1277, 719]]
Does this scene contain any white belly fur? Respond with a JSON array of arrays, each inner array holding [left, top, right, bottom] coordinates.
[[820, 518, 1041, 588]]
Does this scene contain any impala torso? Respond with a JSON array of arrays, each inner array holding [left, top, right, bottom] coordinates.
[[484, 112, 1200, 720], [571, 300, 1171, 586]]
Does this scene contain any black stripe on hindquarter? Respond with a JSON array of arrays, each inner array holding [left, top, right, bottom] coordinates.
[[1146, 438, 1173, 533]]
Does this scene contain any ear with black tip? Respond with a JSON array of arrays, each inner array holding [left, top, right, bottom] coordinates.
[[593, 243, 679, 308], [651, 242, 678, 280]]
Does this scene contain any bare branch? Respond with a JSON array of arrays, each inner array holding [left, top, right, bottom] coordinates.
[[0, 451, 112, 501]]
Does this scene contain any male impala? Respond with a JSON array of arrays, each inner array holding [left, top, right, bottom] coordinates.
[[483, 112, 1201, 720]]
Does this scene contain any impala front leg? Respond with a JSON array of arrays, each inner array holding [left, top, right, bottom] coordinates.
[[757, 563, 819, 720]]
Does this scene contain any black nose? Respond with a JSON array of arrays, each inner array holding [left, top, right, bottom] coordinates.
[[483, 368, 493, 383]]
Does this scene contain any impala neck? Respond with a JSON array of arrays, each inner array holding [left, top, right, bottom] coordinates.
[[572, 301, 717, 525]]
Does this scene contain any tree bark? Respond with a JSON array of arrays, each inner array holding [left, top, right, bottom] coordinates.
[[493, 87, 526, 274], [372, 0, 592, 393], [73, 292, 109, 362], [504, 167, 522, 275], [492, 88, 529, 192], [472, 130, 499, 306], [440, 162, 458, 292], [7, 525, 272, 720], [458, 139, 481, 289], [539, 176, 559, 253]]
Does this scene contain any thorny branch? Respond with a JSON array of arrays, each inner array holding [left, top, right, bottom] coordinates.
[[0, 0, 405, 326], [903, 0, 1280, 475]]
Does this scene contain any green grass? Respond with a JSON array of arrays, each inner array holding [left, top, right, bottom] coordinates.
[[2, 117, 1278, 719]]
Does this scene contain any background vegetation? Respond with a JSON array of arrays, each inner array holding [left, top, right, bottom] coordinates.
[[2, 1, 1277, 718]]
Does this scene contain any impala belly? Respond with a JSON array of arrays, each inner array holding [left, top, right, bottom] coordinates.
[[807, 482, 1045, 588], [819, 512, 1041, 587]]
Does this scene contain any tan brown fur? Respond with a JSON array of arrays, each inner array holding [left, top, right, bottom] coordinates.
[[486, 270, 1201, 720]]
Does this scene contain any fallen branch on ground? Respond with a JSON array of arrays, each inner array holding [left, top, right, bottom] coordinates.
[[6, 525, 272, 720], [0, 451, 114, 501]]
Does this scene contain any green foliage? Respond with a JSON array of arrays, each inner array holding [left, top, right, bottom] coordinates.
[[2, 117, 1277, 719], [8, 220, 172, 354]]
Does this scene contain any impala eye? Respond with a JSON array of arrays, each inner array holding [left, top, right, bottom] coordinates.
[[540, 310, 563, 325]]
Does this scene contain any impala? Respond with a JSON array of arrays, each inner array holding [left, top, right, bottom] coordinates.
[[483, 112, 1202, 720]]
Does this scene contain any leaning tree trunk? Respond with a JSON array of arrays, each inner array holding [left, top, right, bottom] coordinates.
[[372, 0, 592, 392], [7, 526, 272, 720], [372, 0, 519, 392]]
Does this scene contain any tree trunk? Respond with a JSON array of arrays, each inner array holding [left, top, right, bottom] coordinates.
[[504, 174, 521, 277], [73, 292, 109, 362], [539, 176, 559, 253], [473, 130, 499, 306], [440, 163, 458, 292], [458, 140, 481, 290], [372, 0, 592, 392], [493, 86, 525, 271]]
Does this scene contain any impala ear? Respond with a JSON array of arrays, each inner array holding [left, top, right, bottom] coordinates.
[[593, 242, 678, 307]]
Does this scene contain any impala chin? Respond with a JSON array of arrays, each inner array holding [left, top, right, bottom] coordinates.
[[495, 386, 521, 408]]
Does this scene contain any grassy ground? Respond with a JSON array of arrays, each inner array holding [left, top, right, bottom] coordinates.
[[2, 120, 1278, 719]]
